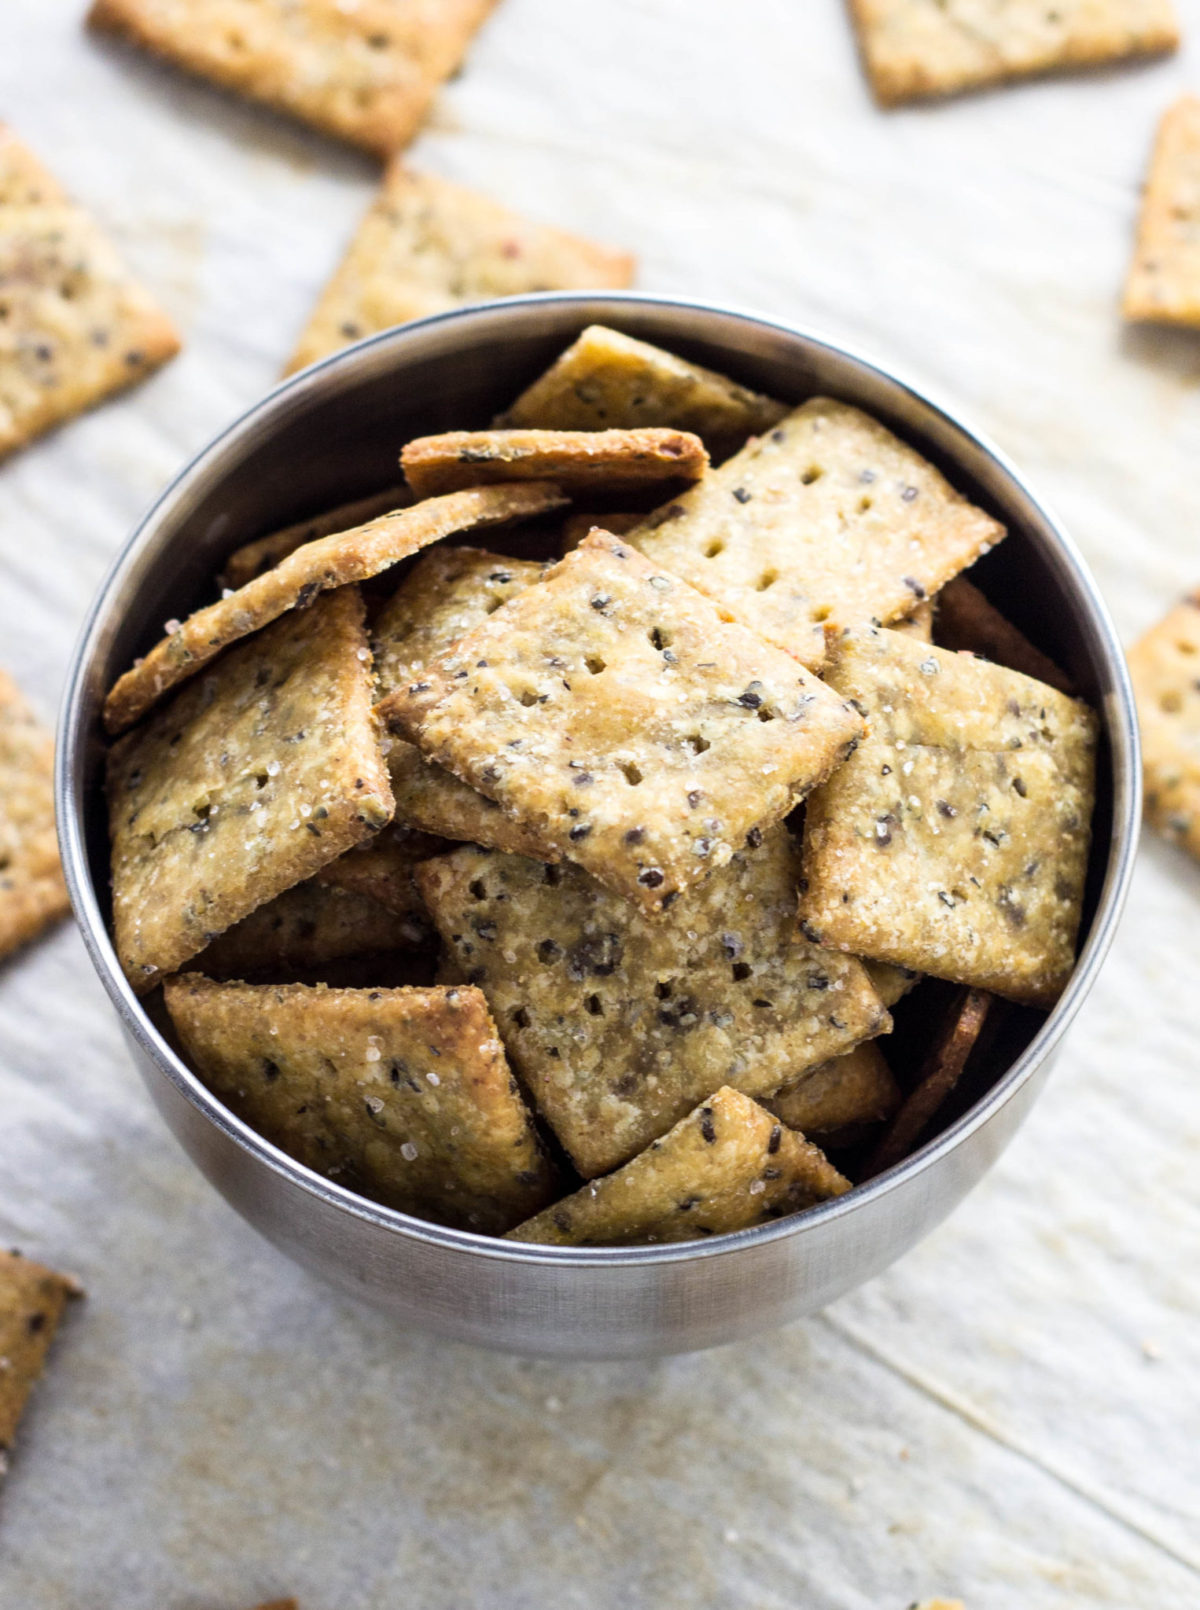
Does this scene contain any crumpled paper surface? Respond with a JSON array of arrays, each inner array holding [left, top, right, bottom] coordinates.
[[2, 2, 1199, 1605]]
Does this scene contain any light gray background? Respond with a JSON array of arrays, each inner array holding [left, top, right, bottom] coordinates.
[[2, 3, 1198, 1605]]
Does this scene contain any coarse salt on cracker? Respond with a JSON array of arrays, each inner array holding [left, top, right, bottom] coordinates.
[[0, 1250, 82, 1478], [631, 398, 1003, 671], [88, 0, 497, 157], [765, 1040, 901, 1139], [848, 0, 1179, 107], [800, 626, 1097, 1008], [285, 164, 634, 374], [103, 480, 566, 735], [495, 324, 787, 462], [107, 587, 393, 993], [384, 530, 865, 913], [165, 975, 558, 1233], [1124, 96, 1200, 329], [416, 830, 889, 1178], [506, 1086, 850, 1247], [0, 670, 70, 964], [219, 485, 412, 593], [400, 427, 708, 501], [0, 123, 178, 458], [1128, 592, 1200, 861]]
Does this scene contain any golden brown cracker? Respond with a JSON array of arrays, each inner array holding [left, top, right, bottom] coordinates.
[[165, 975, 558, 1233], [1128, 592, 1200, 861], [765, 1040, 901, 1138], [219, 485, 412, 592], [400, 427, 708, 501], [0, 1249, 82, 1475], [0, 126, 67, 207], [892, 599, 935, 642], [315, 819, 447, 920], [1124, 96, 1200, 328], [934, 575, 1073, 694], [0, 670, 70, 963]]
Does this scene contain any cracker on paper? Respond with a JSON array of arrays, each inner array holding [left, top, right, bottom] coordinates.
[[1128, 592, 1200, 861], [88, 0, 497, 157], [286, 164, 635, 373], [165, 975, 558, 1233], [400, 427, 708, 502], [0, 123, 178, 458], [559, 510, 641, 554], [218, 485, 412, 592], [102, 480, 566, 735], [507, 1086, 850, 1247], [0, 1249, 82, 1475], [0, 670, 70, 963], [107, 588, 394, 993], [316, 820, 447, 919], [1123, 96, 1200, 329], [631, 398, 1003, 671], [934, 575, 1073, 694], [848, 0, 1179, 107], [385, 531, 865, 914], [416, 830, 889, 1177], [495, 324, 787, 462], [864, 988, 991, 1178], [799, 627, 1097, 1008], [765, 1040, 900, 1138]]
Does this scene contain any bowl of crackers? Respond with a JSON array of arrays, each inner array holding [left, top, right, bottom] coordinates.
[[58, 293, 1139, 1358]]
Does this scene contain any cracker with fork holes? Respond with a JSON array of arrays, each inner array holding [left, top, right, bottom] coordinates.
[[0, 669, 70, 963], [1128, 591, 1200, 861]]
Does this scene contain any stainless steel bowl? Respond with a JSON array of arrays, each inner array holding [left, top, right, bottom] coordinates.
[[57, 294, 1140, 1359]]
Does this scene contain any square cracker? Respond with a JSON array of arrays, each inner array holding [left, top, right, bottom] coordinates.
[[383, 530, 865, 914], [1124, 96, 1200, 329], [218, 484, 411, 592], [87, 0, 497, 157], [164, 975, 558, 1233], [1128, 592, 1200, 860], [416, 829, 889, 1177], [107, 587, 394, 993], [286, 164, 634, 374], [765, 1040, 901, 1139], [400, 427, 708, 502], [799, 626, 1097, 1008], [848, 0, 1179, 107], [630, 398, 1004, 671], [507, 1086, 850, 1247], [0, 124, 179, 459], [495, 324, 787, 463], [0, 670, 70, 963], [102, 479, 566, 734], [0, 1249, 82, 1475]]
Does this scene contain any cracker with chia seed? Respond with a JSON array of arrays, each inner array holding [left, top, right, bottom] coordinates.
[[286, 164, 635, 373], [765, 1040, 901, 1139], [219, 485, 412, 592], [87, 0, 497, 157], [495, 324, 787, 463], [103, 480, 566, 735], [935, 575, 1073, 694], [0, 670, 70, 963], [0, 124, 179, 459], [507, 1085, 850, 1246], [401, 428, 708, 502], [416, 830, 889, 1177], [316, 820, 447, 920], [848, 0, 1179, 107], [864, 988, 991, 1178], [165, 975, 558, 1233], [630, 398, 1004, 671], [107, 588, 394, 993], [1128, 592, 1200, 861], [384, 531, 865, 913], [0, 1249, 82, 1478], [1124, 96, 1200, 329], [800, 626, 1097, 1008]]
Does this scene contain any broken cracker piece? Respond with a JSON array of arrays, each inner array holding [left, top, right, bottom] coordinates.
[[219, 485, 412, 592], [863, 988, 991, 1178], [1124, 95, 1200, 329], [103, 480, 566, 735], [799, 626, 1096, 1008], [88, 0, 497, 157], [416, 829, 889, 1177], [165, 975, 558, 1233], [631, 397, 1003, 671], [385, 530, 865, 914], [107, 588, 393, 993], [286, 164, 634, 373], [848, 0, 1179, 108], [934, 575, 1073, 694], [765, 1040, 901, 1138], [1128, 591, 1200, 861], [507, 1086, 849, 1246], [495, 324, 787, 462], [0, 122, 179, 458], [0, 1249, 82, 1477], [0, 670, 70, 963], [400, 428, 708, 501]]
